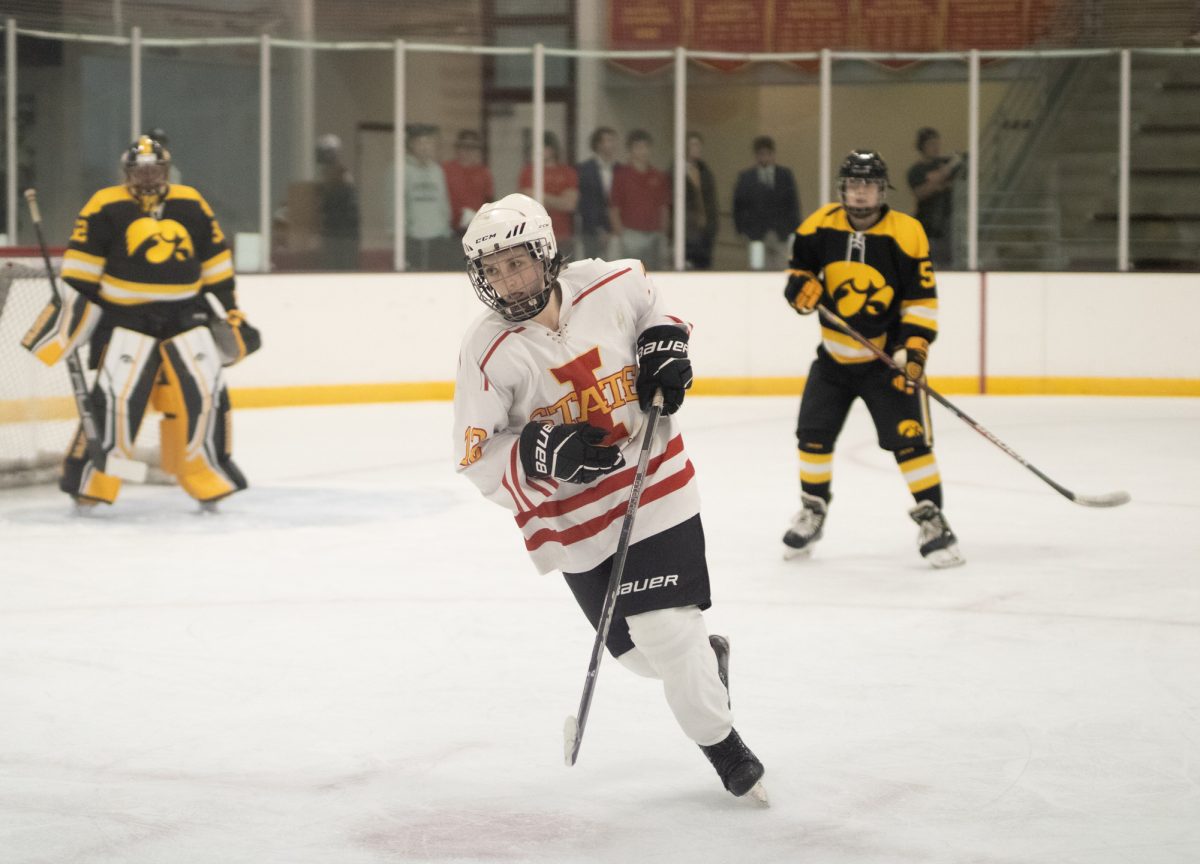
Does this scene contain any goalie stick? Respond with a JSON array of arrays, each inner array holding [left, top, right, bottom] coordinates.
[[816, 305, 1129, 508], [23, 188, 147, 483], [565, 389, 665, 767]]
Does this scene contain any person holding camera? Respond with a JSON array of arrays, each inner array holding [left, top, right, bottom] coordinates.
[[906, 127, 964, 270]]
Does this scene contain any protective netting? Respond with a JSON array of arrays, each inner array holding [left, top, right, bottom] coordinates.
[[0, 255, 76, 487], [2, 0, 1197, 47]]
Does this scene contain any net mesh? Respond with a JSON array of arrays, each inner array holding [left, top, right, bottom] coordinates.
[[3, 0, 1197, 47], [0, 254, 76, 487]]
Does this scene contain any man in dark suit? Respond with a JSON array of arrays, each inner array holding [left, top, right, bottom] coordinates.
[[733, 136, 801, 271], [575, 126, 619, 259]]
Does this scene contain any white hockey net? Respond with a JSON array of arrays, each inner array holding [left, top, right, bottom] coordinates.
[[0, 249, 77, 487]]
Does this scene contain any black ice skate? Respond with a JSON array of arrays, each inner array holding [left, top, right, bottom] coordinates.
[[709, 634, 730, 706], [700, 728, 768, 804], [782, 492, 827, 559], [909, 501, 965, 568]]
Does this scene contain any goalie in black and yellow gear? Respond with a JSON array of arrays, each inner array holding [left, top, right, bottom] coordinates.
[[20, 135, 261, 508]]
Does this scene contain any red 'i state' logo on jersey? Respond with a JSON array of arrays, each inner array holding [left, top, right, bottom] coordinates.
[[531, 347, 636, 445]]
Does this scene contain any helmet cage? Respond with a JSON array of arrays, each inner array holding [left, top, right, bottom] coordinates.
[[463, 194, 561, 323], [123, 136, 170, 209], [467, 236, 562, 323], [838, 150, 890, 220]]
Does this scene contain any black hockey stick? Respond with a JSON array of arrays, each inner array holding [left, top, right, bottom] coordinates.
[[565, 389, 666, 766], [816, 305, 1130, 508], [24, 188, 147, 483]]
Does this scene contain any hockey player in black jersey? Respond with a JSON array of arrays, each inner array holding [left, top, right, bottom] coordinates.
[[781, 150, 963, 568], [21, 135, 261, 509]]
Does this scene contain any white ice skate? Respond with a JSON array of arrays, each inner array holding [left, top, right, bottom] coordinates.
[[782, 492, 827, 560], [909, 500, 965, 568]]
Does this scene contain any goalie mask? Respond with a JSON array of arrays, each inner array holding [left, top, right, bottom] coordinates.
[[463, 193, 562, 323], [838, 149, 892, 221], [123, 134, 171, 211]]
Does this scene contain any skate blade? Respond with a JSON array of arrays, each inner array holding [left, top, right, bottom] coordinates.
[[782, 544, 814, 561], [745, 781, 770, 807], [926, 545, 965, 569]]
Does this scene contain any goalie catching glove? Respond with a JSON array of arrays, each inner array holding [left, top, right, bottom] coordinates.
[[784, 269, 822, 314], [635, 325, 692, 415], [891, 336, 929, 393], [519, 422, 626, 484]]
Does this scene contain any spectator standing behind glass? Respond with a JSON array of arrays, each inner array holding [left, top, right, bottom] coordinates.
[[906, 127, 964, 270], [575, 126, 620, 260], [519, 132, 579, 248], [314, 133, 361, 271], [732, 136, 800, 271], [443, 129, 495, 236], [405, 124, 453, 271], [609, 129, 670, 270], [674, 132, 718, 270]]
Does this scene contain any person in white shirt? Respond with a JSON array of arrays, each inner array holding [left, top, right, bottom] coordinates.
[[453, 193, 766, 801]]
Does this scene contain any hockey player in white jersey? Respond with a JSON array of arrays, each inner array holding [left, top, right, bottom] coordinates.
[[453, 194, 765, 800]]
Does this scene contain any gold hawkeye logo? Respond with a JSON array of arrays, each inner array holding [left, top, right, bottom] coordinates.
[[824, 261, 894, 318], [125, 217, 195, 264]]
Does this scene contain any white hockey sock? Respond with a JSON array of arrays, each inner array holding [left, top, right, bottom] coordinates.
[[625, 606, 733, 747]]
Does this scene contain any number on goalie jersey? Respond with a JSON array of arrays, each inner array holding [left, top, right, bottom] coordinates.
[[20, 135, 261, 507], [452, 193, 765, 799]]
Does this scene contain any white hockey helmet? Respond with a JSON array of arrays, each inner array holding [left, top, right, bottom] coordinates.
[[462, 193, 561, 322]]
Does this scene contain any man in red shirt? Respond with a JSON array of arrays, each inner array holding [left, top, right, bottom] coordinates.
[[609, 129, 670, 270], [519, 132, 579, 247], [442, 129, 495, 235]]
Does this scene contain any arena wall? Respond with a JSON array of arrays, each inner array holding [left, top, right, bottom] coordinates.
[[223, 270, 1200, 408]]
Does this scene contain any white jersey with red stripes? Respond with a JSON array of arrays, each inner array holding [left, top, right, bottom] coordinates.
[[453, 257, 701, 575]]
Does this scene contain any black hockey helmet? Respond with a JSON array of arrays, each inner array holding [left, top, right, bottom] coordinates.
[[838, 149, 891, 220], [122, 134, 171, 211]]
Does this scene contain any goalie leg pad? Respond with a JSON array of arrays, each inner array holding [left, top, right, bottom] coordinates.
[[21, 285, 101, 367], [60, 424, 121, 504], [625, 605, 733, 747], [156, 326, 248, 502], [58, 327, 161, 503]]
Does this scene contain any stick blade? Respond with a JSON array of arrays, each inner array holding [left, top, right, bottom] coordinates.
[[1072, 490, 1131, 508], [563, 715, 580, 766]]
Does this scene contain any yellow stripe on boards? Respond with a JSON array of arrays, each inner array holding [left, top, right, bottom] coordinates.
[[7, 377, 1198, 422]]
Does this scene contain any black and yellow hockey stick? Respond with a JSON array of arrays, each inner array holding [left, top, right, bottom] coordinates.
[[817, 305, 1130, 508]]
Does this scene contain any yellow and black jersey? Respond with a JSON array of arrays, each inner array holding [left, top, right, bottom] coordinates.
[[60, 184, 235, 338], [789, 203, 938, 364]]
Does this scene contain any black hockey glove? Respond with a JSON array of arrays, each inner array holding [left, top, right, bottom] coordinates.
[[891, 336, 929, 394], [519, 421, 626, 484], [784, 269, 822, 314], [635, 325, 692, 415]]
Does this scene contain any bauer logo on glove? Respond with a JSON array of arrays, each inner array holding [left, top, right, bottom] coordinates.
[[635, 325, 693, 415]]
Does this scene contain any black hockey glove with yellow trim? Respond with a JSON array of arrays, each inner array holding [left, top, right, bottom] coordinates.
[[519, 421, 626, 485], [891, 336, 929, 394], [636, 325, 692, 415], [784, 269, 822, 314], [210, 308, 262, 366]]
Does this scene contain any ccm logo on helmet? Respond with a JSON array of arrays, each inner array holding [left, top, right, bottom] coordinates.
[[475, 232, 497, 243], [618, 574, 679, 595]]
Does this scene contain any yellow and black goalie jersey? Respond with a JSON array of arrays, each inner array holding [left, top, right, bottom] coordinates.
[[60, 183, 235, 339], [789, 203, 938, 365]]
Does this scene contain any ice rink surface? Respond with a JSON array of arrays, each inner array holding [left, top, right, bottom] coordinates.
[[1, 395, 1198, 864]]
